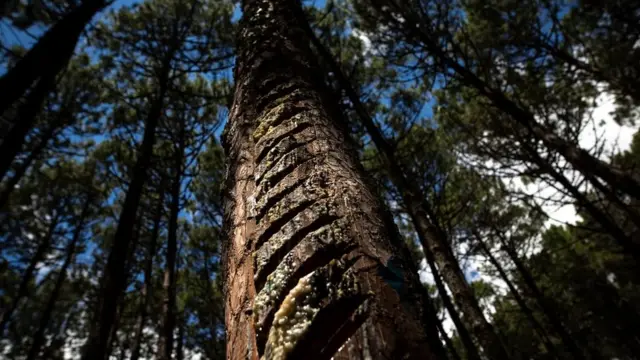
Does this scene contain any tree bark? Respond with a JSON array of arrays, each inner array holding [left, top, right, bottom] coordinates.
[[26, 193, 92, 360], [130, 181, 165, 360], [222, 0, 441, 359], [0, 208, 62, 335], [81, 73, 170, 360], [303, 16, 508, 360], [0, 0, 106, 116]]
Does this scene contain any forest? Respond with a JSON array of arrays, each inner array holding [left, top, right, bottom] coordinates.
[[1, 0, 639, 358]]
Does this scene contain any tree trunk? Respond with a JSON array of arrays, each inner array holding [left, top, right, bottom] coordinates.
[[0, 114, 63, 208], [494, 230, 590, 359], [81, 76, 169, 360], [0, 0, 106, 116], [105, 283, 128, 359], [176, 315, 185, 360], [0, 74, 55, 183], [26, 193, 91, 360], [421, 240, 482, 360], [437, 321, 462, 360], [472, 231, 562, 358], [222, 0, 441, 359], [105, 213, 145, 358], [0, 209, 62, 335], [158, 131, 185, 360], [130, 182, 165, 360], [371, 0, 640, 202], [303, 16, 507, 360]]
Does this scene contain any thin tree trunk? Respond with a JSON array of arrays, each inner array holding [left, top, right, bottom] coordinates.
[[176, 315, 185, 360], [434, 315, 462, 360], [0, 74, 55, 183], [422, 240, 482, 360], [222, 0, 442, 358], [0, 209, 62, 335], [130, 182, 165, 360], [26, 193, 91, 360], [0, 116, 62, 208], [494, 230, 591, 359], [106, 214, 145, 358], [418, 217, 510, 359], [578, 173, 640, 230], [372, 0, 640, 202], [81, 77, 170, 360], [472, 231, 561, 358], [303, 18, 507, 360], [158, 131, 184, 360], [0, 0, 106, 116]]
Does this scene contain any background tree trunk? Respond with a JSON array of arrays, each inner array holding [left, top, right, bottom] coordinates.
[[158, 131, 184, 360], [473, 231, 562, 358], [0, 0, 105, 115], [26, 193, 91, 360], [0, 74, 56, 183], [81, 80, 169, 360], [130, 182, 165, 360], [0, 208, 62, 335]]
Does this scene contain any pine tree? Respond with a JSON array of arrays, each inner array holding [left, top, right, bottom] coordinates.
[[222, 0, 443, 358]]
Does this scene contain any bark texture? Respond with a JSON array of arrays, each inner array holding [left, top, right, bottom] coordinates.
[[221, 0, 440, 359]]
